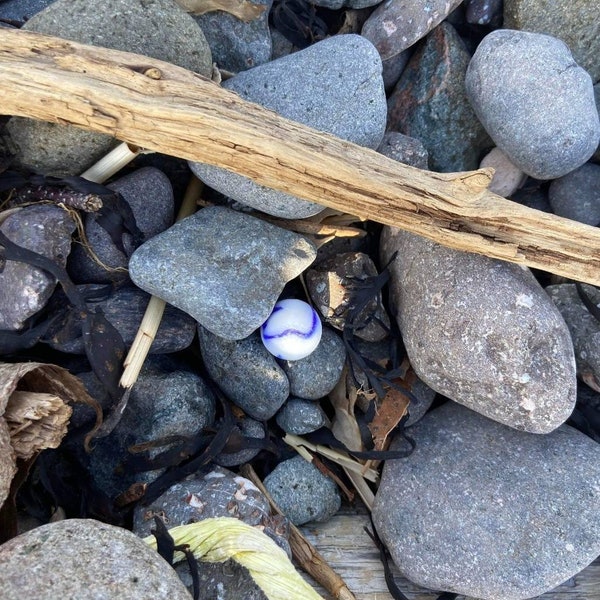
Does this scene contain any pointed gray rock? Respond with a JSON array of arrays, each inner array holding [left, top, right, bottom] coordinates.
[[380, 228, 576, 433], [129, 206, 316, 339], [373, 402, 600, 600], [189, 34, 386, 219]]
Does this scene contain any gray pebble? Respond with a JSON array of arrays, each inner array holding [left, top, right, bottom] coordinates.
[[549, 163, 600, 226], [377, 132, 429, 170], [276, 398, 329, 434], [281, 327, 346, 399], [190, 34, 386, 219], [264, 455, 341, 525], [193, 0, 272, 72], [90, 360, 216, 498], [373, 402, 600, 599], [0, 205, 75, 330], [7, 0, 212, 175], [198, 326, 289, 420], [465, 0, 503, 25], [380, 227, 576, 433], [215, 418, 267, 467], [546, 283, 600, 392], [0, 0, 53, 21], [129, 206, 316, 340], [46, 284, 196, 355], [465, 29, 600, 179], [68, 167, 174, 284], [0, 519, 191, 599]]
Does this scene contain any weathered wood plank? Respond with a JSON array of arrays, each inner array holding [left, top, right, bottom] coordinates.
[[300, 514, 600, 600], [2, 28, 600, 284]]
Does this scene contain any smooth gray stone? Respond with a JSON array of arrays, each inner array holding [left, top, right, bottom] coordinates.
[[193, 0, 272, 72], [465, 0, 502, 25], [380, 227, 576, 433], [215, 418, 266, 467], [0, 0, 53, 20], [465, 29, 600, 180], [129, 206, 316, 340], [198, 326, 289, 420], [546, 283, 600, 392], [549, 163, 600, 226], [276, 398, 329, 434], [46, 284, 196, 355], [190, 34, 386, 219], [377, 131, 429, 170], [90, 360, 216, 498], [264, 455, 341, 525], [0, 205, 75, 330], [0, 519, 191, 599], [280, 327, 346, 400], [7, 0, 212, 175], [373, 402, 600, 600], [68, 167, 174, 284]]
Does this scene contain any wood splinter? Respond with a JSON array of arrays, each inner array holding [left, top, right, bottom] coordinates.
[[1, 28, 600, 284]]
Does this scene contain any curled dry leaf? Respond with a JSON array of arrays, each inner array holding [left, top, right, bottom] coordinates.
[[175, 0, 266, 22], [367, 385, 411, 452], [329, 366, 363, 452]]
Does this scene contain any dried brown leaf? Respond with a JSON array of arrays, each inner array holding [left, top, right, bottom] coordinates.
[[368, 386, 410, 452], [175, 0, 266, 22]]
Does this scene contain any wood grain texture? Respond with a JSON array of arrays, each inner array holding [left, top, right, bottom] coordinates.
[[300, 514, 600, 600], [1, 28, 600, 284]]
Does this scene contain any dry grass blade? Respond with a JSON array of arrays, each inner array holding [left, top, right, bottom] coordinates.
[[80, 142, 145, 184]]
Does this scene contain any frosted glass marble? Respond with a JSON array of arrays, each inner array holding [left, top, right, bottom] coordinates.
[[261, 299, 322, 360]]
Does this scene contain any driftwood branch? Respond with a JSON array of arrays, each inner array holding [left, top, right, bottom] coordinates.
[[1, 28, 600, 284]]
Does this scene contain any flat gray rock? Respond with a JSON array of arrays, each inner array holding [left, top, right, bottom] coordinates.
[[465, 29, 600, 179], [8, 0, 212, 175], [129, 206, 316, 339], [190, 34, 386, 219], [549, 162, 600, 226], [380, 228, 576, 433], [198, 326, 289, 420], [264, 455, 341, 525], [280, 327, 346, 400], [68, 167, 174, 284], [0, 205, 75, 330], [546, 283, 600, 392], [373, 402, 600, 600], [0, 519, 191, 599]]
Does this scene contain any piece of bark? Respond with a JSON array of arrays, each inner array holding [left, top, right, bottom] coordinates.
[[1, 29, 600, 284]]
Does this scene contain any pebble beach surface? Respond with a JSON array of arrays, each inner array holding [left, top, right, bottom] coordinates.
[[1, 1, 600, 599]]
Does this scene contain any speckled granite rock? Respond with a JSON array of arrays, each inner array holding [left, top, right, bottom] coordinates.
[[465, 29, 600, 179], [504, 0, 600, 82], [380, 228, 576, 433], [276, 398, 329, 434], [68, 167, 174, 284], [373, 402, 600, 600], [198, 327, 289, 420], [0, 205, 76, 330], [129, 206, 316, 340], [546, 283, 600, 392], [190, 34, 386, 219], [0, 519, 191, 599], [7, 0, 212, 175], [388, 22, 492, 172], [264, 455, 341, 525]]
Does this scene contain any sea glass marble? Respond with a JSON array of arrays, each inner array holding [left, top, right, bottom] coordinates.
[[261, 299, 322, 360]]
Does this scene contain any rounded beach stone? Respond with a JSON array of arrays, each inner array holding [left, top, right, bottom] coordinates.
[[0, 205, 76, 331], [465, 29, 600, 180], [276, 398, 329, 434], [128, 206, 316, 340], [480, 147, 527, 198], [549, 163, 600, 226], [198, 326, 289, 421], [7, 0, 212, 175], [215, 418, 266, 467], [190, 34, 386, 219], [264, 455, 341, 525], [387, 22, 492, 172], [0, 519, 191, 599], [380, 227, 576, 433], [280, 327, 346, 400], [373, 402, 600, 600]]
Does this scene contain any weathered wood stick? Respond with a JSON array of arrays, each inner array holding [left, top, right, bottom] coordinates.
[[1, 28, 599, 284]]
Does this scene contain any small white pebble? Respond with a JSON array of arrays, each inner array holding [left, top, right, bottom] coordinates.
[[261, 299, 322, 361]]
